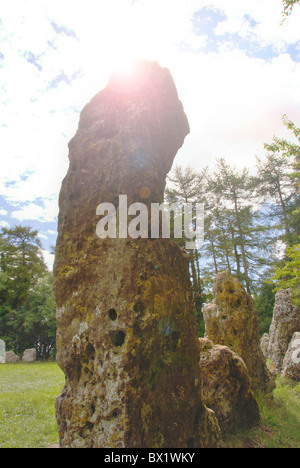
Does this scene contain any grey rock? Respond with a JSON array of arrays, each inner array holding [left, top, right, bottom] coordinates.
[[22, 348, 37, 362], [5, 350, 19, 363], [281, 332, 300, 381], [268, 289, 299, 373]]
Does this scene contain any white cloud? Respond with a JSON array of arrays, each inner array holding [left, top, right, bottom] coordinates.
[[41, 249, 55, 271], [170, 47, 300, 172], [0, 0, 300, 230], [0, 220, 9, 228], [38, 232, 49, 240], [11, 197, 58, 223], [0, 209, 8, 216]]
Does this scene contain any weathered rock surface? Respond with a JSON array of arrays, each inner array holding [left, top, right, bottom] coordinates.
[[54, 60, 221, 448], [22, 348, 37, 362], [199, 338, 260, 433], [267, 289, 299, 374], [203, 271, 274, 393], [5, 350, 19, 363], [260, 333, 270, 358], [281, 332, 300, 381]]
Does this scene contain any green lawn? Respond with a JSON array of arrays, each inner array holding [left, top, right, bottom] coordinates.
[[0, 362, 65, 448], [0, 362, 299, 448]]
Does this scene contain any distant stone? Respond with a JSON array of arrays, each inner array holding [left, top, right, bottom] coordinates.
[[260, 333, 270, 358], [267, 289, 299, 374], [5, 350, 19, 363], [281, 332, 300, 381], [22, 348, 37, 362], [203, 271, 274, 393], [199, 338, 260, 433], [0, 339, 5, 363]]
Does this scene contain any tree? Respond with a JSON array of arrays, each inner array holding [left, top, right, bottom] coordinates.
[[19, 273, 56, 359], [0, 226, 47, 308], [208, 158, 257, 293], [0, 225, 51, 354], [261, 117, 300, 309], [282, 0, 300, 17], [255, 152, 297, 245], [271, 243, 300, 307], [165, 165, 208, 334], [254, 280, 276, 334], [262, 115, 300, 241]]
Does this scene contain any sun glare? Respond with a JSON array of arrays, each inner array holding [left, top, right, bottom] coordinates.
[[110, 56, 135, 78]]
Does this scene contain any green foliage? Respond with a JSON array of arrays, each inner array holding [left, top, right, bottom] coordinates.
[[282, 0, 300, 17], [256, 151, 298, 245], [254, 281, 276, 334], [264, 114, 300, 232], [204, 158, 276, 294], [18, 273, 57, 358], [271, 242, 300, 307], [0, 225, 56, 357], [0, 226, 47, 308]]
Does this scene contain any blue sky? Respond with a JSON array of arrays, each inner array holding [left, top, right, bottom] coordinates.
[[0, 0, 300, 269]]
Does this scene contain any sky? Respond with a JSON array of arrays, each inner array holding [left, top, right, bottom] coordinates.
[[0, 0, 300, 269]]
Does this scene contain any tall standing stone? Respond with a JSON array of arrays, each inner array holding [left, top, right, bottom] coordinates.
[[267, 289, 299, 374], [203, 271, 274, 393], [54, 60, 220, 448]]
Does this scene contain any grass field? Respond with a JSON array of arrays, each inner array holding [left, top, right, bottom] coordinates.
[[0, 362, 65, 448], [0, 362, 299, 448]]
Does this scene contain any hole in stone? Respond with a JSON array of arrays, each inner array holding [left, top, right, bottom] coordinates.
[[171, 331, 180, 341], [73, 362, 82, 383], [110, 330, 125, 347], [86, 342, 95, 358], [108, 308, 118, 321], [133, 301, 144, 314]]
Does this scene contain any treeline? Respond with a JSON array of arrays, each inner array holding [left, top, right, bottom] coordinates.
[[165, 115, 300, 334], [0, 226, 56, 359]]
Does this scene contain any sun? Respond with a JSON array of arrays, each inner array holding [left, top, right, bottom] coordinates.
[[109, 56, 135, 78]]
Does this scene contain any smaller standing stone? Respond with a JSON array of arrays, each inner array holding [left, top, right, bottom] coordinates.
[[5, 350, 19, 363], [267, 289, 299, 374], [199, 338, 260, 433], [281, 332, 300, 381], [22, 348, 37, 362], [203, 271, 274, 393]]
